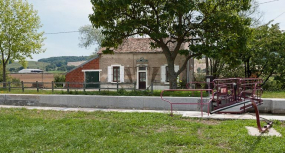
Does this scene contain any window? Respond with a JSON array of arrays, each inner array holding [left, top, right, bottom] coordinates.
[[113, 66, 120, 82], [161, 64, 179, 83], [107, 65, 124, 83], [139, 66, 146, 70]]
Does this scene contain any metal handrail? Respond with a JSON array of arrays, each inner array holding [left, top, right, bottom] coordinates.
[[160, 89, 214, 117]]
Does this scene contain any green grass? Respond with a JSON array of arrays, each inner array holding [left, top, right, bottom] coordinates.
[[47, 71, 67, 73], [0, 108, 284, 152], [262, 91, 285, 98]]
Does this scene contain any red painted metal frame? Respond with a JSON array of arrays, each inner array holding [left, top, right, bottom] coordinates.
[[250, 100, 273, 133], [212, 78, 263, 113], [166, 78, 272, 133], [160, 89, 214, 116], [212, 78, 272, 132]]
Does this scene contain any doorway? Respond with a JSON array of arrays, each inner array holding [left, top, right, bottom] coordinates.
[[139, 72, 146, 89], [85, 71, 100, 88]]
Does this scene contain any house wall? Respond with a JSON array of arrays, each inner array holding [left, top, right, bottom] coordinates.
[[99, 53, 187, 89], [65, 57, 100, 88]]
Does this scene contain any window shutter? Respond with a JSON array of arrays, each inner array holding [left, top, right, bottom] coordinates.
[[161, 65, 166, 83], [175, 65, 180, 81], [120, 66, 124, 82], [107, 66, 112, 82], [174, 65, 179, 72]]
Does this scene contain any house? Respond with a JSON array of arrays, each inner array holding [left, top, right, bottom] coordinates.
[[66, 38, 190, 89]]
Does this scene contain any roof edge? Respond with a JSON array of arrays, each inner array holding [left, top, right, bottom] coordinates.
[[65, 55, 99, 75]]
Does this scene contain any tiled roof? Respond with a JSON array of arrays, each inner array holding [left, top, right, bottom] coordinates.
[[97, 38, 189, 54]]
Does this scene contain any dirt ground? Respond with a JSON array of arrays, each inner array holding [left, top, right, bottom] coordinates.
[[9, 73, 58, 88]]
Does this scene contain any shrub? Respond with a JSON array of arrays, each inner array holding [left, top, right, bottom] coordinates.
[[262, 79, 283, 91], [54, 74, 65, 87]]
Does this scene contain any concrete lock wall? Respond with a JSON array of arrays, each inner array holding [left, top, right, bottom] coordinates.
[[0, 94, 285, 114]]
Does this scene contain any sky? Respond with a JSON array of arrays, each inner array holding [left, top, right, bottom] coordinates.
[[27, 0, 285, 61]]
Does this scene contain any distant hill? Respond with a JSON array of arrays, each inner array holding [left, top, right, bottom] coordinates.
[[7, 61, 50, 73], [38, 56, 90, 63], [38, 56, 90, 72], [7, 56, 91, 73]]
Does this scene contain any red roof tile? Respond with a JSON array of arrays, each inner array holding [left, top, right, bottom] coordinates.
[[97, 38, 189, 54]]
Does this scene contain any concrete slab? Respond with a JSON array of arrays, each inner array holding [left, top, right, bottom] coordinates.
[[245, 126, 282, 137], [182, 112, 285, 121]]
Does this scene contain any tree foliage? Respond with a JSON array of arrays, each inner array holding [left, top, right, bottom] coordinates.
[[39, 56, 89, 72], [38, 56, 89, 63], [89, 0, 252, 88], [0, 0, 45, 84], [245, 23, 285, 85], [78, 25, 104, 54]]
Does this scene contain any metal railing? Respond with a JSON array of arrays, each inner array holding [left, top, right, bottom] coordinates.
[[160, 89, 214, 116]]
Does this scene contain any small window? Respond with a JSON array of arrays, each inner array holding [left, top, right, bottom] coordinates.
[[166, 66, 169, 82], [139, 66, 146, 70], [113, 66, 120, 82]]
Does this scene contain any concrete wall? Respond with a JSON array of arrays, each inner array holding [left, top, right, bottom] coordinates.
[[0, 94, 284, 114]]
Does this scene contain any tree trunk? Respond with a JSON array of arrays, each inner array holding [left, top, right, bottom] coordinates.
[[167, 61, 178, 89], [2, 62, 6, 88], [205, 56, 209, 76], [246, 58, 251, 78], [244, 61, 247, 78]]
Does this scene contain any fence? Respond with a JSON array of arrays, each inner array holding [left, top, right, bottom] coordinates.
[[0, 81, 140, 93]]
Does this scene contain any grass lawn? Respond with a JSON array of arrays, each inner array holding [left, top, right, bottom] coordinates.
[[262, 91, 285, 98], [0, 108, 284, 152]]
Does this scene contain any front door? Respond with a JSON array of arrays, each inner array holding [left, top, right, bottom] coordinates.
[[85, 72, 100, 88], [139, 72, 146, 89]]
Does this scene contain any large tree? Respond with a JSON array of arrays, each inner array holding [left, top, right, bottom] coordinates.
[[0, 0, 45, 85], [89, 0, 252, 88]]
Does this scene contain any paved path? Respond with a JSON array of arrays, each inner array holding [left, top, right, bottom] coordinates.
[[1, 105, 285, 121]]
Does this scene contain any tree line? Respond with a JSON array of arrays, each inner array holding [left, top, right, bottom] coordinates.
[[38, 56, 90, 72]]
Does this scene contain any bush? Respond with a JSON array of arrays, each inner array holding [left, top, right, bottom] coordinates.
[[8, 77, 21, 87], [262, 79, 283, 91], [54, 74, 65, 87]]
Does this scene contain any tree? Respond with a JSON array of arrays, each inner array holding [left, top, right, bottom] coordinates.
[[78, 25, 104, 54], [244, 23, 285, 85], [204, 0, 262, 78], [0, 0, 45, 86], [89, 0, 252, 88]]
